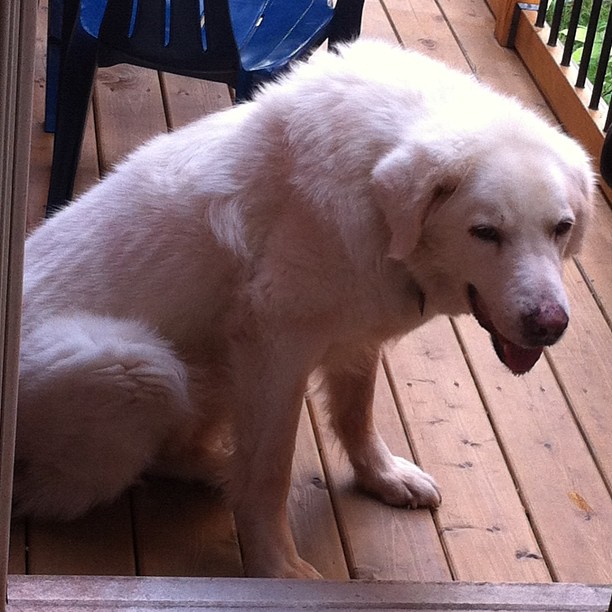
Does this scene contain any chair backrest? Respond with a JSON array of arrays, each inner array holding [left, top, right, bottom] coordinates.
[[97, 0, 241, 74]]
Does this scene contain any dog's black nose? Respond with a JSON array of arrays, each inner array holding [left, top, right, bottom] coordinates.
[[522, 303, 569, 346]]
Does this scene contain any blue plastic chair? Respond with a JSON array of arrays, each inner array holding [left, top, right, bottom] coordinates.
[[45, 0, 364, 215]]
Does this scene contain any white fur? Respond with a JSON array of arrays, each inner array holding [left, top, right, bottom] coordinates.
[[17, 40, 593, 577]]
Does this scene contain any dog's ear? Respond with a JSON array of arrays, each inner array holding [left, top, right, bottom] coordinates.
[[564, 164, 595, 257], [371, 143, 464, 260], [551, 136, 595, 257]]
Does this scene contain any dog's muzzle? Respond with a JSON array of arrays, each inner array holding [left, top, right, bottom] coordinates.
[[467, 284, 565, 375]]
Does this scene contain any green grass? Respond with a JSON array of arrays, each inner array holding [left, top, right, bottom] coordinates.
[[547, 0, 612, 103]]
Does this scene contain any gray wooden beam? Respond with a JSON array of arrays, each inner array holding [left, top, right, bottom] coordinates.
[[8, 576, 612, 611]]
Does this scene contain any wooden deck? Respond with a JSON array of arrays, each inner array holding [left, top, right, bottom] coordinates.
[[11, 0, 612, 597]]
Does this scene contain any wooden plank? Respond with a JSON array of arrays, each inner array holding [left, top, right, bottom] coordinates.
[[435, 0, 554, 112], [360, 0, 400, 41], [288, 405, 349, 580], [161, 75, 231, 131], [543, 262, 612, 490], [27, 497, 136, 575], [131, 479, 242, 578], [94, 65, 167, 172], [382, 0, 469, 68], [385, 318, 551, 583], [454, 313, 612, 583], [308, 364, 451, 581], [7, 576, 612, 610], [577, 192, 612, 324]]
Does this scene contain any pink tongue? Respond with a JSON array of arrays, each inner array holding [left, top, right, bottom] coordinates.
[[500, 338, 543, 375]]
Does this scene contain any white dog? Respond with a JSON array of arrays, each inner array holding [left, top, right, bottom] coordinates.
[[15, 40, 593, 578]]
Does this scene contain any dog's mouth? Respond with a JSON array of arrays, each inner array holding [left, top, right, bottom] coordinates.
[[467, 284, 543, 375]]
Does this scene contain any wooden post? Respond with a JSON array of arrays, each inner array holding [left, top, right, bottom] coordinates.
[[0, 0, 36, 610], [491, 0, 533, 47]]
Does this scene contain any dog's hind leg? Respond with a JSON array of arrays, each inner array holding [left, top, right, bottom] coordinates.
[[322, 347, 441, 509], [14, 314, 191, 520]]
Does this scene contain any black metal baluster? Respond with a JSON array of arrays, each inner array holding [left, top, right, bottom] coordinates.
[[576, 0, 603, 88], [561, 0, 584, 66], [589, 4, 612, 108], [549, 0, 567, 46], [536, 0, 550, 27]]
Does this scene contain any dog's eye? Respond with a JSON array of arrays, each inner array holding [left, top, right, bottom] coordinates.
[[554, 219, 573, 239], [470, 225, 501, 244]]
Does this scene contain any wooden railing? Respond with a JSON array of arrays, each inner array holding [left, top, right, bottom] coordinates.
[[488, 0, 612, 200]]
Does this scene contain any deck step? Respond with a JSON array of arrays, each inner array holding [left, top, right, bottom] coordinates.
[[8, 576, 612, 611]]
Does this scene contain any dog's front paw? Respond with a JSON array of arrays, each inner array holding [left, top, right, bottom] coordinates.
[[356, 455, 441, 509]]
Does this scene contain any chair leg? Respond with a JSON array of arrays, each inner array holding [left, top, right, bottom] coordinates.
[[44, 0, 62, 132], [327, 0, 365, 48], [45, 0, 80, 133], [46, 26, 97, 216], [235, 70, 257, 103]]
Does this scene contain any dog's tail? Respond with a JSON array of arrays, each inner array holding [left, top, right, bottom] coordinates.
[[14, 313, 191, 520]]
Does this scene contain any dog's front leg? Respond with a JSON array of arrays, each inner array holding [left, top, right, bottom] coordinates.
[[227, 331, 322, 579], [323, 348, 441, 509]]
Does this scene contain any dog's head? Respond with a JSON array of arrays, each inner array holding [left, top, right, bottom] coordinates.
[[372, 115, 594, 375]]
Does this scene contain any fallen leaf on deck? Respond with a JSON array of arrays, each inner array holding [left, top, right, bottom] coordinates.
[[568, 491, 594, 518]]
